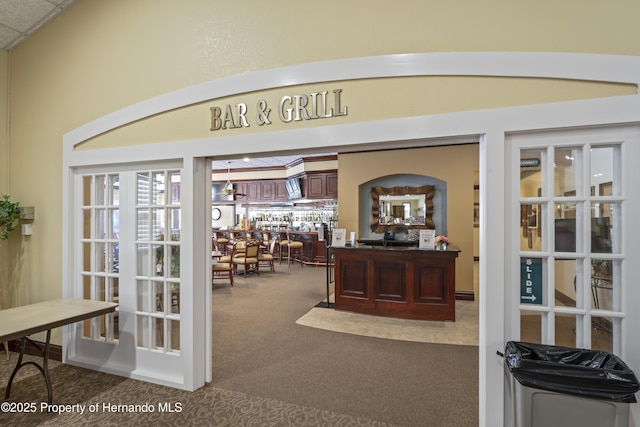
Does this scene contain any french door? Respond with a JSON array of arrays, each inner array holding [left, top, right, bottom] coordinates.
[[507, 125, 640, 363], [65, 162, 191, 388]]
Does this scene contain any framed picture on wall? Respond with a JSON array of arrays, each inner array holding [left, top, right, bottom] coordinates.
[[473, 185, 480, 228], [473, 203, 480, 227], [527, 207, 538, 228]]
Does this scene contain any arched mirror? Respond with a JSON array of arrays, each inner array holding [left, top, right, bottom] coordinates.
[[370, 185, 435, 233]]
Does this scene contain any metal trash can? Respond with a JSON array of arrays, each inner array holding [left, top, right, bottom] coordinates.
[[503, 341, 639, 427]]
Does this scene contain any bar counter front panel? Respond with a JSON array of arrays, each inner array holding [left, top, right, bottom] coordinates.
[[333, 246, 459, 321], [215, 230, 328, 265]]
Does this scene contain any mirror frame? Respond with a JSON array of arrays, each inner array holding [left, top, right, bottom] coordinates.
[[370, 185, 436, 233]]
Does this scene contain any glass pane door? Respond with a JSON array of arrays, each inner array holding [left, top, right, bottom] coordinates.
[[516, 139, 622, 354], [136, 170, 182, 353], [81, 174, 120, 342], [69, 164, 190, 389]]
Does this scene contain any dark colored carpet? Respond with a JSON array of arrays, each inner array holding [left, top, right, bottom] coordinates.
[[0, 265, 478, 426]]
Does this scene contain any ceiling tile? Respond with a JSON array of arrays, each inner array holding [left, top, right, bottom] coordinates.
[[0, 0, 56, 32], [0, 23, 20, 47], [0, 0, 77, 50]]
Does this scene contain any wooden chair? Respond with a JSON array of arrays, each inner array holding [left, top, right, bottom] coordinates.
[[260, 232, 270, 253], [223, 238, 249, 264], [231, 239, 246, 259], [214, 231, 229, 254], [218, 253, 232, 263], [212, 261, 234, 286], [258, 237, 277, 273], [233, 240, 260, 277]]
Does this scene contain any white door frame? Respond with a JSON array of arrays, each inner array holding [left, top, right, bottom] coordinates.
[[62, 160, 207, 390], [504, 125, 640, 425], [62, 52, 640, 426]]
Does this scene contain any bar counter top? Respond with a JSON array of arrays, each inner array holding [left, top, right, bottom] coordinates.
[[340, 243, 460, 252]]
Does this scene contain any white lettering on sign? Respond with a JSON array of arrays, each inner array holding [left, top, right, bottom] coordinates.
[[522, 258, 537, 303], [209, 89, 348, 131]]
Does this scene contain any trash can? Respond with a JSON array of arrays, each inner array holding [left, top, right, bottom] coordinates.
[[503, 341, 639, 427]]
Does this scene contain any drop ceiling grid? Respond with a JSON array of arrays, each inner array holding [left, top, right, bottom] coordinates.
[[0, 0, 76, 51]]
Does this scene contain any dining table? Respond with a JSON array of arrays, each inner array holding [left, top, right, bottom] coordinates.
[[0, 298, 118, 404]]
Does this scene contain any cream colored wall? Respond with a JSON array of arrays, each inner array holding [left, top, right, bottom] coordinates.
[[338, 145, 478, 294], [2, 0, 640, 332], [0, 50, 9, 309], [555, 260, 577, 303], [0, 50, 7, 193]]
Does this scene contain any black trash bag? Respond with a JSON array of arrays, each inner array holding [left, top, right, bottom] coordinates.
[[504, 341, 640, 403]]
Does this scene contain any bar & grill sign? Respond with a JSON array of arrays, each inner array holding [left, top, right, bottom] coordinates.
[[520, 258, 542, 304], [209, 89, 348, 131]]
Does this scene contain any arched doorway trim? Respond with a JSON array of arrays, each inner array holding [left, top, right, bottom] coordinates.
[[64, 52, 640, 150]]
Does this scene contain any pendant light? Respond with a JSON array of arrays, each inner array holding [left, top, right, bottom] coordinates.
[[222, 161, 235, 196]]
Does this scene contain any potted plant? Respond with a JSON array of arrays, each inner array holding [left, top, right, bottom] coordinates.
[[0, 194, 21, 240]]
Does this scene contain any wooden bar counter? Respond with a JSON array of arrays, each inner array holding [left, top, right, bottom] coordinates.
[[332, 246, 459, 321], [214, 229, 328, 265]]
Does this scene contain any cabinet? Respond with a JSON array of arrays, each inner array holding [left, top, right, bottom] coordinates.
[[326, 173, 338, 197], [233, 182, 247, 201], [260, 181, 275, 201], [227, 180, 288, 202], [246, 182, 259, 200], [306, 175, 325, 198], [233, 182, 259, 200], [275, 181, 288, 200], [213, 171, 337, 203], [303, 172, 338, 199]]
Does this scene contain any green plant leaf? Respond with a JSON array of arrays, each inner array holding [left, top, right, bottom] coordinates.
[[0, 194, 22, 240]]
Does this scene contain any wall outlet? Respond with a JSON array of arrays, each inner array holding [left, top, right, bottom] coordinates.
[[22, 224, 32, 235]]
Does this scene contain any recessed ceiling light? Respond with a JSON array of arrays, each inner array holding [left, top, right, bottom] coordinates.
[[243, 157, 250, 162]]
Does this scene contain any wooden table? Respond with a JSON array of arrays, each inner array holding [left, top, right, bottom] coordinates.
[[0, 298, 118, 404]]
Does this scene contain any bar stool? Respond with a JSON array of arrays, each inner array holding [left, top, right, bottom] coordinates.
[[278, 236, 289, 264], [287, 233, 304, 268]]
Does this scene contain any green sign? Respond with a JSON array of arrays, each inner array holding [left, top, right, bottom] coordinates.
[[521, 258, 542, 304]]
